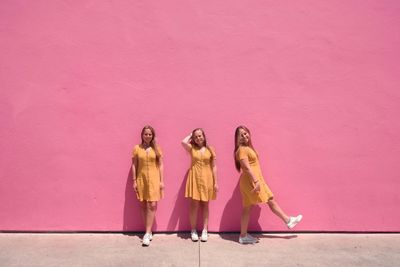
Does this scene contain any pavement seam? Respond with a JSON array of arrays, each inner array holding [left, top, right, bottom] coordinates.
[[198, 240, 201, 267]]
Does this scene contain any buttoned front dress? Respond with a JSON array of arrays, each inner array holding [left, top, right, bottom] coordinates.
[[132, 145, 163, 202], [185, 147, 217, 201]]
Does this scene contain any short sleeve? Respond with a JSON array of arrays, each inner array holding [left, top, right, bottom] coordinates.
[[236, 147, 248, 161], [209, 147, 216, 160], [132, 145, 139, 158]]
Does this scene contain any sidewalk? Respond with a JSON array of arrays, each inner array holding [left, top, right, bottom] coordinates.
[[0, 233, 399, 266]]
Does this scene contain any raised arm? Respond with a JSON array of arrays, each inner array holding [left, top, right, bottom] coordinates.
[[181, 133, 192, 152]]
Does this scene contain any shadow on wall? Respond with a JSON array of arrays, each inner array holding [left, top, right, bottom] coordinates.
[[220, 180, 261, 235], [122, 168, 158, 232], [167, 171, 190, 235]]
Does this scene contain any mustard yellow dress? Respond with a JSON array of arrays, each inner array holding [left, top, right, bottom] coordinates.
[[132, 145, 163, 202], [185, 147, 217, 201], [236, 146, 274, 207]]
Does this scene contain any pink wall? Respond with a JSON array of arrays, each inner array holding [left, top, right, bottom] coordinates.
[[1, 1, 400, 232]]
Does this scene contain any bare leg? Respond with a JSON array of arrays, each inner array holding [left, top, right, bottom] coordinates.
[[201, 201, 209, 231], [190, 199, 200, 230], [141, 201, 147, 229], [267, 198, 290, 223], [145, 201, 157, 233], [240, 205, 252, 237]]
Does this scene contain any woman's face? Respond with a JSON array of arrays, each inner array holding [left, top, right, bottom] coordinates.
[[142, 129, 153, 145], [193, 130, 205, 147], [238, 128, 250, 145]]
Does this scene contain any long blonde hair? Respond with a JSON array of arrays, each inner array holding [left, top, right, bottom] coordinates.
[[234, 125, 256, 172], [141, 125, 161, 165], [191, 128, 215, 162]]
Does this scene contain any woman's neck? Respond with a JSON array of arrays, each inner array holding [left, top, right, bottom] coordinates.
[[142, 142, 151, 148]]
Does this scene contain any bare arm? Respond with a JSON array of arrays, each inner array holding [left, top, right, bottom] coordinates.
[[132, 157, 138, 192], [239, 158, 260, 192], [159, 157, 164, 190], [181, 133, 192, 152], [211, 159, 219, 192]]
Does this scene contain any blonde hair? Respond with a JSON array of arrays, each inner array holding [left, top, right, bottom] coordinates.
[[141, 125, 161, 165], [191, 128, 215, 162], [234, 125, 256, 172]]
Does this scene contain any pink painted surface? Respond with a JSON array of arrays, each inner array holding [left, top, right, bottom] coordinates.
[[1, 1, 400, 231]]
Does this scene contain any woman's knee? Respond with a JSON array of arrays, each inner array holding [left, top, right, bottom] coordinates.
[[267, 198, 276, 208], [242, 205, 252, 213], [200, 201, 209, 208], [191, 200, 200, 208], [147, 201, 157, 211]]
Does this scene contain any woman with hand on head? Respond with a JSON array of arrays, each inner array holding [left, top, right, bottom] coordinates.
[[131, 125, 164, 246], [234, 125, 302, 244], [182, 128, 218, 242]]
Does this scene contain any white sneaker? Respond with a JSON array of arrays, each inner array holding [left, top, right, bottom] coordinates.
[[200, 229, 208, 242], [142, 233, 151, 246], [239, 234, 257, 244], [287, 215, 303, 229], [246, 234, 259, 243], [191, 230, 199, 242], [148, 232, 153, 241]]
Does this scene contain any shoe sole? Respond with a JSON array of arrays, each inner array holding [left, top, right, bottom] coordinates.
[[239, 240, 256, 244], [239, 238, 257, 244]]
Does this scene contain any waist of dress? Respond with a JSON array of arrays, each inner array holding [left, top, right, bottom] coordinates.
[[191, 162, 212, 167], [240, 169, 263, 178]]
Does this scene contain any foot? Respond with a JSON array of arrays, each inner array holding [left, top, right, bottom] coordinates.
[[239, 234, 257, 244], [246, 233, 259, 243], [287, 214, 303, 229], [142, 232, 151, 246], [200, 229, 208, 242], [191, 230, 199, 242]]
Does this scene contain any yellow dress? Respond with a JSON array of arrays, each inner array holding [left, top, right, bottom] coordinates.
[[236, 146, 274, 207], [132, 145, 163, 202], [185, 147, 217, 201]]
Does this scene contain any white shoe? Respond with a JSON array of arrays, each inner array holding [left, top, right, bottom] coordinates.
[[191, 230, 199, 242], [246, 234, 259, 243], [239, 234, 257, 244], [200, 229, 208, 242], [142, 233, 151, 246], [287, 215, 303, 229]]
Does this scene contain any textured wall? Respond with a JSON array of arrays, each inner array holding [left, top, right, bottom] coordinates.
[[1, 1, 400, 231]]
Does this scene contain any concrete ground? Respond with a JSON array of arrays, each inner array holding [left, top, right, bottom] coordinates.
[[0, 233, 399, 267]]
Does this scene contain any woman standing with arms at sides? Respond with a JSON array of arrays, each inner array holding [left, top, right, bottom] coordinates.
[[234, 126, 302, 244], [132, 125, 164, 246], [182, 128, 218, 242]]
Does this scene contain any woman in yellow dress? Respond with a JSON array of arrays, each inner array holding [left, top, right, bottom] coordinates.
[[132, 125, 164, 246], [234, 125, 302, 244], [182, 128, 218, 242]]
